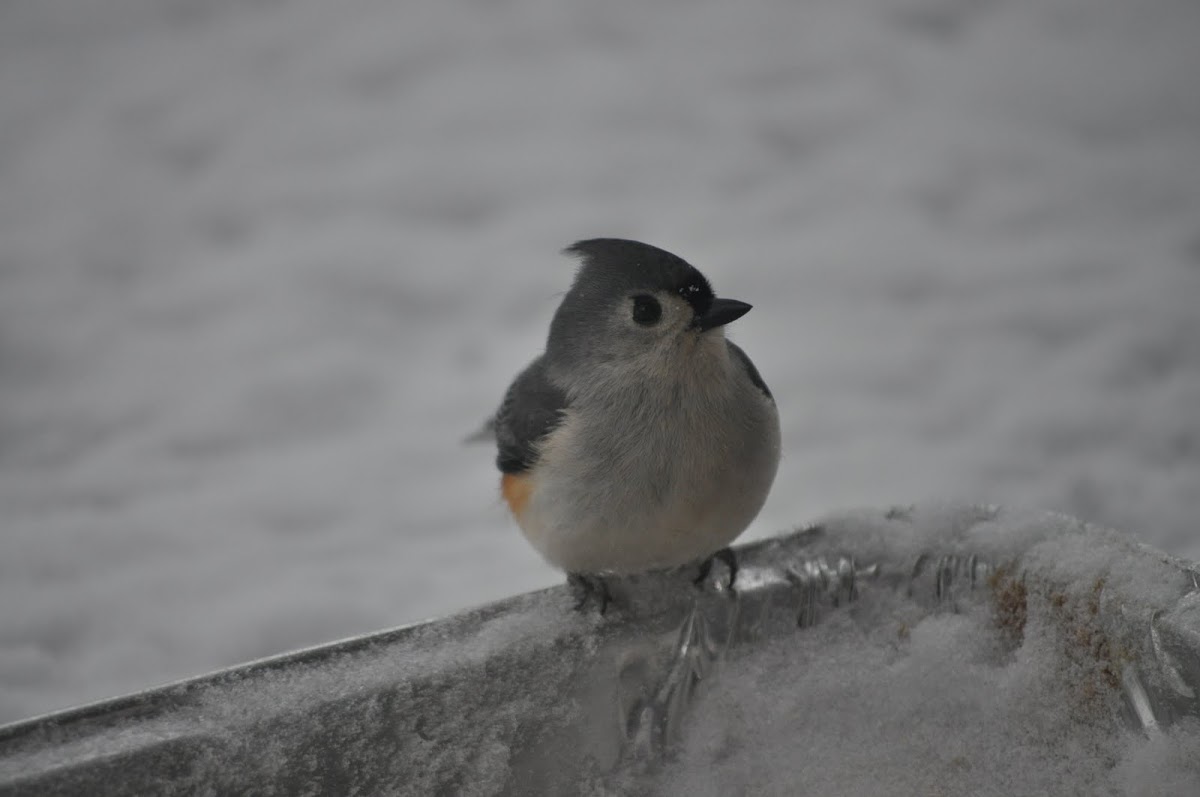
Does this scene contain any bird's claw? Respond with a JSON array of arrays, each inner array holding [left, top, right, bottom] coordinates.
[[567, 572, 612, 615], [694, 547, 739, 593]]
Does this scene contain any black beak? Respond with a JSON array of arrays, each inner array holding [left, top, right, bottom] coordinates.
[[695, 298, 752, 332]]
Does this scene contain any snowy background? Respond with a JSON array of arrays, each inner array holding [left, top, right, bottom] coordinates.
[[1, 0, 1198, 724]]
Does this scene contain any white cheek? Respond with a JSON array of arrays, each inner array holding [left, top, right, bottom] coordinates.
[[665, 299, 696, 330]]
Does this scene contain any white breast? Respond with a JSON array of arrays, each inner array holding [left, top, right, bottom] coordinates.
[[515, 349, 781, 574]]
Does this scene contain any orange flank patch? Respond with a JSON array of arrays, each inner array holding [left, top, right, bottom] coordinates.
[[501, 472, 534, 519]]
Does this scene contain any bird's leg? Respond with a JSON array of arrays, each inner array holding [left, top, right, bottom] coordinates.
[[567, 572, 612, 615], [693, 547, 739, 593]]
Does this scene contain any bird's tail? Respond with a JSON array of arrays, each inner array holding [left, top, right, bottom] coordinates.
[[462, 417, 496, 444]]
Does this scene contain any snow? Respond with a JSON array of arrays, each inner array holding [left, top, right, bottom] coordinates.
[[663, 610, 1200, 796], [657, 506, 1200, 792], [656, 508, 1200, 796], [5, 504, 1196, 794], [1, 0, 1199, 727]]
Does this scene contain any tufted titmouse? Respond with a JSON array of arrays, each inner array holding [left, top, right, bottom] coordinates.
[[488, 239, 780, 607]]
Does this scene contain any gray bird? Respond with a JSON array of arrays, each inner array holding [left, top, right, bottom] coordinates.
[[490, 239, 780, 606]]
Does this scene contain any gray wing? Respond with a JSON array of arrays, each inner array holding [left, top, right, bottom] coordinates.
[[493, 356, 570, 474], [727, 340, 773, 401]]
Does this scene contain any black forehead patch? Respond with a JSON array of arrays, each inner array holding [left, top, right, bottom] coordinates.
[[674, 279, 713, 316], [563, 238, 714, 315]]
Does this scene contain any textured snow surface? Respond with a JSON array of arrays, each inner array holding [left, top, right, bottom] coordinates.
[[656, 510, 1200, 796], [8, 505, 1194, 795], [2, 0, 1199, 723], [663, 613, 1200, 797]]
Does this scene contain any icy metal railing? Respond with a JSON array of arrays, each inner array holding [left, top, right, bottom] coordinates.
[[0, 504, 1197, 795]]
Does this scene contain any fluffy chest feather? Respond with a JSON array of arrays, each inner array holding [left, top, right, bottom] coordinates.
[[511, 352, 780, 573]]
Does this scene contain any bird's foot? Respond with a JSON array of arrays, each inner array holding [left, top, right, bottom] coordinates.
[[567, 572, 612, 615], [693, 547, 739, 594]]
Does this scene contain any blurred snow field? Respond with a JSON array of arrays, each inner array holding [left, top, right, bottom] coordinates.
[[1, 0, 1199, 730]]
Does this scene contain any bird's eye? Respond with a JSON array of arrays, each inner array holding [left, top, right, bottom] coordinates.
[[631, 295, 662, 326]]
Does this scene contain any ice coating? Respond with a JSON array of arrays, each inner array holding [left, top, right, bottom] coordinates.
[[660, 509, 1200, 795], [1, 504, 1197, 795]]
